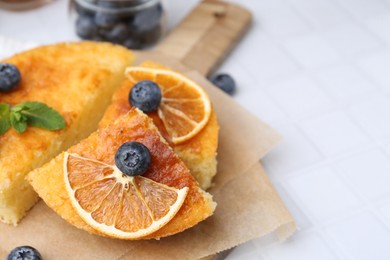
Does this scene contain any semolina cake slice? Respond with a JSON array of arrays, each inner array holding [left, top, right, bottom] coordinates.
[[99, 63, 219, 190], [27, 108, 216, 239], [0, 42, 134, 225]]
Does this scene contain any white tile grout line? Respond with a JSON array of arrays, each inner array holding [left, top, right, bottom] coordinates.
[[233, 0, 390, 258]]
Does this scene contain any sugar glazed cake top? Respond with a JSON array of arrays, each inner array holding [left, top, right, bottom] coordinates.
[[0, 42, 134, 225]]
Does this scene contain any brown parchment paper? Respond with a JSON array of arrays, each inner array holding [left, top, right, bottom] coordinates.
[[0, 69, 296, 259]]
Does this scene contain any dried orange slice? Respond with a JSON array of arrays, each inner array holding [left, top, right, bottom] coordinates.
[[63, 152, 188, 239], [125, 67, 211, 144]]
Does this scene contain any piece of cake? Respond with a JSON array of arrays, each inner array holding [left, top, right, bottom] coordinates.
[[99, 64, 219, 190], [0, 42, 134, 225], [27, 108, 216, 239]]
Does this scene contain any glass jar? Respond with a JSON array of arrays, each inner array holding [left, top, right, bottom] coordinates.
[[71, 0, 166, 49]]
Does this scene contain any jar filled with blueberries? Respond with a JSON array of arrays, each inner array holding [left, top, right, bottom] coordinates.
[[72, 0, 166, 49]]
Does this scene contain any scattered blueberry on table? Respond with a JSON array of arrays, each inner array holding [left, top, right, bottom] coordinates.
[[74, 0, 164, 49], [7, 245, 42, 260], [210, 73, 236, 95], [0, 63, 21, 92], [115, 142, 151, 177]]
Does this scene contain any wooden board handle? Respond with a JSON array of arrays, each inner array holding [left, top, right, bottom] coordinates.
[[155, 0, 252, 76]]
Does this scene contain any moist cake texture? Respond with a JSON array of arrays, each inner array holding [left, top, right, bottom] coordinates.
[[0, 42, 134, 225]]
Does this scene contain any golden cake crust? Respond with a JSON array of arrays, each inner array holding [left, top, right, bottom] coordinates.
[[0, 41, 134, 224]]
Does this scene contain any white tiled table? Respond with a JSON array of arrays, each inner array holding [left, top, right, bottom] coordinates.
[[2, 0, 390, 259]]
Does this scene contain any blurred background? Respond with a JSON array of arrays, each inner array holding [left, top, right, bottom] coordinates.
[[2, 0, 390, 259]]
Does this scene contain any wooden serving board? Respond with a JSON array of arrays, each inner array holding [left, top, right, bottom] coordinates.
[[136, 0, 252, 77]]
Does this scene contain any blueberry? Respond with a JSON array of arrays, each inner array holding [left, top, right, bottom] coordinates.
[[122, 37, 142, 49], [210, 73, 236, 95], [105, 23, 129, 43], [129, 80, 162, 112], [75, 15, 98, 39], [138, 25, 162, 47], [7, 245, 42, 260], [0, 63, 21, 92], [94, 12, 118, 28], [130, 3, 162, 32], [91, 34, 104, 42], [115, 142, 151, 177]]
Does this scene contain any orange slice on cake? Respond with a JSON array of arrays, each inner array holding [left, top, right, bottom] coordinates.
[[125, 67, 211, 144], [64, 152, 188, 239], [28, 108, 216, 240]]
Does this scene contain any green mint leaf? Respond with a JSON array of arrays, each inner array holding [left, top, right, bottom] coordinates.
[[11, 104, 24, 113], [0, 103, 11, 135], [13, 111, 22, 121], [18, 101, 66, 130], [10, 111, 27, 133]]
